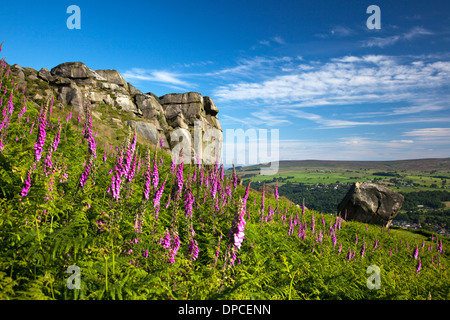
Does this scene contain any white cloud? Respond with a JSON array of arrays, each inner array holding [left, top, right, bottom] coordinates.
[[403, 128, 450, 138], [330, 25, 353, 37], [221, 111, 292, 128], [122, 68, 193, 89], [212, 54, 450, 112], [272, 36, 286, 44], [278, 136, 447, 161], [362, 27, 434, 48]]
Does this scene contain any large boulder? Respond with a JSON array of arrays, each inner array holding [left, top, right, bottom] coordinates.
[[337, 181, 404, 228], [51, 62, 104, 80], [95, 69, 128, 87]]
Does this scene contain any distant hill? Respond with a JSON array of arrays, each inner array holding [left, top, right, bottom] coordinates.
[[239, 158, 450, 173]]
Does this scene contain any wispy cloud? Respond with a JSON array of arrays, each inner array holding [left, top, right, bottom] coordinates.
[[272, 36, 286, 44], [284, 108, 450, 129], [403, 128, 450, 139], [278, 135, 448, 161], [212, 54, 450, 112], [362, 26, 434, 48], [122, 68, 193, 90], [330, 25, 353, 37], [221, 111, 292, 128]]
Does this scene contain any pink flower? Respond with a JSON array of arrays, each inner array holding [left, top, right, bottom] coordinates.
[[175, 159, 184, 197], [21, 169, 32, 197], [188, 239, 199, 261], [153, 178, 166, 218], [230, 201, 246, 250], [34, 115, 47, 162], [360, 241, 366, 257], [152, 157, 159, 189], [184, 189, 195, 218], [412, 245, 419, 259], [160, 230, 171, 250], [274, 183, 279, 200], [80, 158, 93, 189], [416, 258, 421, 273]]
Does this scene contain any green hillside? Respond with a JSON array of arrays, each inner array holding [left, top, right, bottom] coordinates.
[[0, 55, 449, 300]]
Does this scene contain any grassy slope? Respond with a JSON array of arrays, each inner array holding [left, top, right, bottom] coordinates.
[[0, 61, 449, 300]]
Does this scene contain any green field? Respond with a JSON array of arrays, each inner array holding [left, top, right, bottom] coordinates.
[[237, 160, 450, 194]]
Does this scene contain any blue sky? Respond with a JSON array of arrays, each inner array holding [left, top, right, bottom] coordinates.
[[2, 0, 450, 162]]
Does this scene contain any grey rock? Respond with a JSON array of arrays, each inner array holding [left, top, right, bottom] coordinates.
[[135, 93, 165, 122], [51, 62, 95, 79], [204, 96, 219, 115], [127, 120, 169, 148], [159, 92, 203, 105], [9, 60, 222, 161], [57, 85, 84, 113], [38, 68, 53, 82], [337, 181, 404, 228], [114, 92, 138, 113], [95, 69, 128, 87]]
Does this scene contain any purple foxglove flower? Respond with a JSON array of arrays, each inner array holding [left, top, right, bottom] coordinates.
[[80, 158, 93, 189], [20, 169, 32, 197], [184, 190, 195, 218], [127, 154, 137, 183], [275, 183, 279, 200], [230, 201, 247, 250], [152, 157, 159, 189], [360, 241, 366, 257], [111, 173, 122, 200], [175, 159, 184, 196], [18, 103, 26, 120], [160, 229, 171, 250], [331, 231, 337, 247], [346, 247, 352, 261], [188, 239, 199, 261], [169, 233, 180, 263], [143, 158, 152, 201], [413, 245, 419, 259], [34, 115, 47, 162], [243, 182, 251, 207], [261, 185, 265, 214], [416, 258, 421, 273], [153, 178, 166, 218]]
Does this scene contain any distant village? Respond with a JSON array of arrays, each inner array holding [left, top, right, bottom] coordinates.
[[391, 220, 450, 237]]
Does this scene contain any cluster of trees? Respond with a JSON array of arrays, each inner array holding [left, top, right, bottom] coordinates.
[[395, 209, 450, 231], [401, 190, 450, 210], [278, 182, 350, 214]]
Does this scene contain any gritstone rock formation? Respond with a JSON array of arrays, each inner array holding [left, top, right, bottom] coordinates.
[[9, 61, 222, 158], [337, 181, 404, 228]]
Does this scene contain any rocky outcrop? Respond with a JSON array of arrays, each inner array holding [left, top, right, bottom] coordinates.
[[9, 61, 222, 157], [337, 182, 404, 228]]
